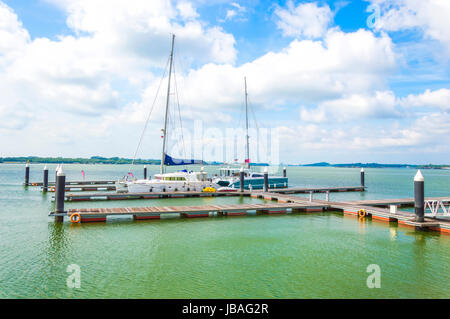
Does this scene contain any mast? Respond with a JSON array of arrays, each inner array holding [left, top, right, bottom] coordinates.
[[244, 77, 250, 169], [161, 34, 175, 174]]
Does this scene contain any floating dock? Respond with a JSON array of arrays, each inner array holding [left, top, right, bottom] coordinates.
[[26, 180, 116, 186], [49, 189, 450, 233], [60, 190, 249, 201], [48, 184, 117, 192], [58, 185, 365, 201], [268, 186, 365, 194], [51, 202, 325, 222]]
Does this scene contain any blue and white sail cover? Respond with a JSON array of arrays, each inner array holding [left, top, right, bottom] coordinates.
[[163, 153, 203, 166]]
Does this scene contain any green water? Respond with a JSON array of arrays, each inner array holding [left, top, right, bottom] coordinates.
[[1, 164, 449, 298]]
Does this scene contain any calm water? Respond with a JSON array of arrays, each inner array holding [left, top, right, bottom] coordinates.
[[0, 164, 449, 298]]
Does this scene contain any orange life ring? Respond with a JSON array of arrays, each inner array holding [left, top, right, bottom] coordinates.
[[70, 213, 81, 223], [50, 186, 56, 192], [358, 209, 366, 217]]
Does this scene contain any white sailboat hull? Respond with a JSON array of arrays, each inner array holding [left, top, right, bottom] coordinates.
[[127, 180, 219, 193]]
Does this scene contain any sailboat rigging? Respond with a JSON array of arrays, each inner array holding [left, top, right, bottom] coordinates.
[[115, 34, 218, 193], [212, 77, 288, 190]]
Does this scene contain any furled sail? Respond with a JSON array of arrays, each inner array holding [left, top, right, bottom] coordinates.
[[164, 153, 203, 166]]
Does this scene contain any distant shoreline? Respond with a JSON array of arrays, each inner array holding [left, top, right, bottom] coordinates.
[[1, 157, 448, 169]]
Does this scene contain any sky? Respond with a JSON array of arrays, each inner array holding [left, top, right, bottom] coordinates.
[[0, 0, 449, 164]]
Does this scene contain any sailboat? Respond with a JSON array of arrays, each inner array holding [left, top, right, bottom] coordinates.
[[116, 34, 219, 193], [212, 77, 288, 190]]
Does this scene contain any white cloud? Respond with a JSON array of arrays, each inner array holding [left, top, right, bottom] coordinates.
[[172, 28, 396, 113], [400, 88, 450, 111], [219, 2, 246, 23], [0, 0, 448, 163], [371, 0, 450, 55], [300, 91, 400, 123], [274, 1, 333, 38], [0, 0, 238, 128], [177, 1, 199, 20]]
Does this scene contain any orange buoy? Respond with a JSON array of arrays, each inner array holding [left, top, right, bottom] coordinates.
[[358, 209, 366, 217], [70, 213, 81, 223]]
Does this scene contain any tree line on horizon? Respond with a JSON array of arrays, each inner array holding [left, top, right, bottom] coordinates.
[[0, 156, 448, 169]]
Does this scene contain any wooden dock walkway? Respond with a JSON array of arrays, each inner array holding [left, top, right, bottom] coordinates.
[[51, 202, 325, 222], [345, 197, 450, 207], [27, 180, 116, 187], [252, 192, 450, 233], [50, 185, 117, 192], [58, 186, 365, 201], [268, 186, 365, 194], [60, 190, 249, 201], [48, 186, 450, 234]]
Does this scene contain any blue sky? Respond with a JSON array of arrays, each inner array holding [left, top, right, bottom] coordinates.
[[0, 0, 449, 164]]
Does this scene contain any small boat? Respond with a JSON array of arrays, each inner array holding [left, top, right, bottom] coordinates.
[[213, 167, 288, 190]]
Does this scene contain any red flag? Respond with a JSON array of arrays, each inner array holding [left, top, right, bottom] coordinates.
[[81, 170, 85, 180], [244, 159, 250, 163], [128, 172, 134, 178]]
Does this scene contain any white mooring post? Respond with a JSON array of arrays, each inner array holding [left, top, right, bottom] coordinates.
[[55, 166, 66, 223], [414, 170, 425, 222], [25, 162, 30, 186], [360, 168, 365, 188], [43, 165, 49, 192]]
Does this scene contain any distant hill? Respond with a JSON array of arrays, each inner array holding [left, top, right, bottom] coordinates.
[[0, 156, 161, 165], [0, 157, 448, 169], [295, 162, 449, 169]]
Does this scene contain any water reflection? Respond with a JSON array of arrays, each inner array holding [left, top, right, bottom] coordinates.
[[46, 222, 70, 263], [389, 226, 398, 241], [412, 232, 427, 281], [358, 216, 366, 234]]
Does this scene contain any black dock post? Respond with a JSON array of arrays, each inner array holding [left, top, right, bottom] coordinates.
[[240, 167, 244, 192], [263, 167, 268, 192], [283, 167, 287, 178], [43, 165, 49, 192], [25, 162, 30, 186], [360, 168, 365, 188], [144, 165, 147, 180], [414, 170, 424, 222], [55, 166, 66, 222]]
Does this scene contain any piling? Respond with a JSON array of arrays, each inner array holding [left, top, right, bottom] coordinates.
[[55, 166, 66, 222], [25, 162, 30, 186], [240, 167, 244, 192], [43, 165, 49, 192], [414, 170, 424, 222], [144, 165, 147, 180], [326, 191, 329, 202], [283, 167, 287, 178], [360, 168, 365, 188], [263, 167, 269, 192], [55, 164, 60, 189], [309, 191, 313, 202]]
